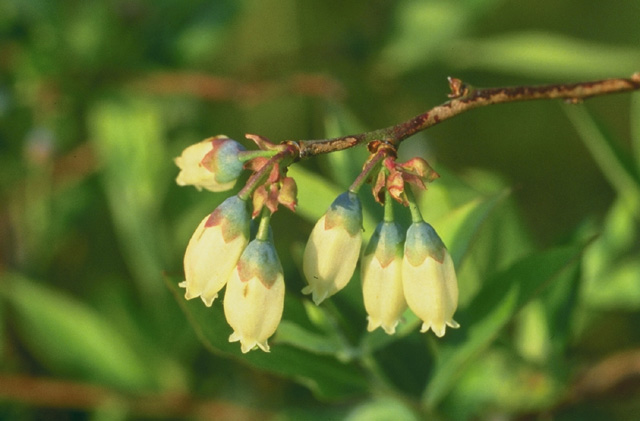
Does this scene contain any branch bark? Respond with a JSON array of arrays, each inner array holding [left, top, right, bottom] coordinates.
[[296, 73, 640, 159]]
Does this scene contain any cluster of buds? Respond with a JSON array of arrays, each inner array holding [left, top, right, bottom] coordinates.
[[175, 134, 459, 353]]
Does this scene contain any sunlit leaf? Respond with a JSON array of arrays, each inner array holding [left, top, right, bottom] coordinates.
[[379, 0, 502, 73], [89, 97, 171, 302], [433, 189, 510, 267], [449, 32, 640, 79], [345, 397, 419, 421]]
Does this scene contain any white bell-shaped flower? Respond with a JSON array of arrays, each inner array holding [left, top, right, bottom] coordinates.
[[361, 221, 407, 334], [302, 191, 363, 305], [180, 196, 250, 306], [224, 239, 285, 353], [402, 221, 459, 337]]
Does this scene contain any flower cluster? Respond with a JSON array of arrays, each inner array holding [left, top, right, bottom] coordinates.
[[303, 189, 459, 337], [175, 135, 459, 353], [176, 135, 287, 353]]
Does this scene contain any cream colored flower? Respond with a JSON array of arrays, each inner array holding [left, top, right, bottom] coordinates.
[[180, 196, 249, 306], [402, 222, 459, 337], [361, 221, 407, 334], [224, 239, 285, 353], [302, 192, 362, 305], [175, 136, 245, 192]]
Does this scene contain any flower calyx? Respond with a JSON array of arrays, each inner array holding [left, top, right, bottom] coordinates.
[[246, 158, 298, 218], [373, 157, 439, 206], [240, 134, 299, 218]]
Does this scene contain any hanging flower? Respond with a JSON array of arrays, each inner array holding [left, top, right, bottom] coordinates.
[[302, 191, 363, 305], [180, 196, 250, 306], [402, 221, 459, 337], [224, 238, 285, 353], [361, 221, 407, 334], [175, 135, 246, 192]]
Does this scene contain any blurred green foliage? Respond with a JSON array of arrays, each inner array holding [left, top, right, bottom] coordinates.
[[1, 0, 640, 419]]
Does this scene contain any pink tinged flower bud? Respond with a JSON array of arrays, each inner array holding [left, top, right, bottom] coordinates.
[[174, 136, 246, 192], [361, 221, 407, 334], [402, 222, 459, 337], [302, 192, 363, 305], [180, 196, 250, 306], [224, 239, 285, 353]]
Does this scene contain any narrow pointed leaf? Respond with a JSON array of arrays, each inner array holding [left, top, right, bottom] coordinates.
[[1, 274, 156, 391]]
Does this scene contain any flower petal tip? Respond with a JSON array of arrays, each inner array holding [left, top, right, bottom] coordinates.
[[302, 286, 328, 305], [229, 332, 271, 354], [382, 324, 398, 335], [420, 322, 446, 337], [367, 317, 398, 335], [182, 288, 199, 301], [366, 318, 380, 332], [200, 294, 218, 307], [229, 331, 241, 343], [257, 342, 271, 353], [447, 320, 460, 329]]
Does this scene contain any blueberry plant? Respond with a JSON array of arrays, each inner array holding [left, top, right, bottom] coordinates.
[[174, 74, 640, 353]]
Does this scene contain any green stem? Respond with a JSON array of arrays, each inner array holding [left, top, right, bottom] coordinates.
[[405, 187, 423, 224], [256, 207, 272, 241], [237, 149, 279, 162], [237, 147, 296, 201], [383, 189, 394, 223]]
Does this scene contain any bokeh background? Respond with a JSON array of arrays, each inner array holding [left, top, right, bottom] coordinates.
[[1, 0, 640, 419]]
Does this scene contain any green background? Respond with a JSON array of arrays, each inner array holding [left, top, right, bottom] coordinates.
[[1, 0, 639, 419]]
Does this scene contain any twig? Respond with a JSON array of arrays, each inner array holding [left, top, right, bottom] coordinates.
[[130, 71, 345, 103], [565, 348, 640, 404], [0, 374, 274, 419], [296, 73, 640, 158]]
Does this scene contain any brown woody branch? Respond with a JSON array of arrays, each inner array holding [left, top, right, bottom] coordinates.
[[0, 374, 274, 419], [295, 73, 640, 159]]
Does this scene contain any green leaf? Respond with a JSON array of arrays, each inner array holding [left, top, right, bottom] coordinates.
[[346, 397, 419, 421], [1, 274, 156, 391], [89, 97, 171, 300], [449, 32, 640, 79], [274, 320, 355, 362], [166, 275, 369, 400], [563, 105, 640, 216], [441, 348, 561, 420], [632, 93, 640, 170], [322, 102, 370, 190], [433, 189, 510, 267], [581, 199, 640, 310], [379, 0, 502, 73], [423, 243, 588, 409]]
